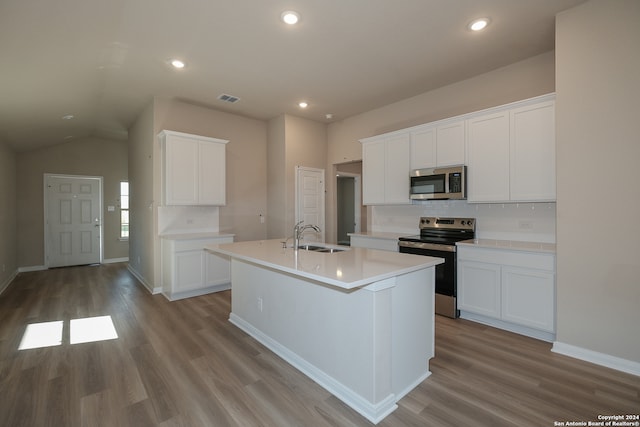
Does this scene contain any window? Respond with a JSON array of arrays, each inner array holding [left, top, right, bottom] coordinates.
[[120, 181, 129, 239]]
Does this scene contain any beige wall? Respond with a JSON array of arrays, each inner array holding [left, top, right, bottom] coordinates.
[[16, 137, 129, 268], [327, 51, 556, 167], [128, 97, 269, 290], [325, 52, 556, 243], [556, 0, 640, 363], [267, 114, 327, 240], [154, 98, 268, 242], [0, 140, 17, 290], [127, 101, 155, 288], [267, 115, 286, 239]]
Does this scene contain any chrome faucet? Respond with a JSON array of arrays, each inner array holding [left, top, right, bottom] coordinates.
[[293, 220, 321, 249]]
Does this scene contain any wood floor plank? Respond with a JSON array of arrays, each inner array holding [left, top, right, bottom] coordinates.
[[0, 263, 638, 426]]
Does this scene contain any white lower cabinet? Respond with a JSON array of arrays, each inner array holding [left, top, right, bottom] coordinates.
[[458, 245, 556, 341], [501, 266, 555, 332], [162, 235, 233, 301], [458, 260, 501, 318]]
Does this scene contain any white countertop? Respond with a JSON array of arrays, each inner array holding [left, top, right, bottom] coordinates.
[[205, 239, 443, 290], [348, 231, 410, 240], [457, 239, 556, 254], [160, 231, 235, 240]]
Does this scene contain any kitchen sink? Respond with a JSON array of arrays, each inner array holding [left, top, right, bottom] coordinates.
[[297, 244, 348, 253]]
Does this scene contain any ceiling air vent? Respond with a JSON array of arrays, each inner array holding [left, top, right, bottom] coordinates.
[[218, 93, 240, 103]]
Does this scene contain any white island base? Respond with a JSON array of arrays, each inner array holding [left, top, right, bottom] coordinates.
[[218, 244, 438, 424]]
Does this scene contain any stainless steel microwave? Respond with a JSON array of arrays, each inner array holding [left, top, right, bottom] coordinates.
[[409, 165, 466, 200]]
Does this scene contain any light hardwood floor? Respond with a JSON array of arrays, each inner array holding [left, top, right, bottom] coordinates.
[[0, 263, 638, 426]]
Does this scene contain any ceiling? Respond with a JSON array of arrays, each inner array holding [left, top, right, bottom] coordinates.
[[0, 0, 586, 152]]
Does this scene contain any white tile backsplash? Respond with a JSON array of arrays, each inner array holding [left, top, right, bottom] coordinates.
[[370, 200, 556, 243], [158, 206, 220, 235]]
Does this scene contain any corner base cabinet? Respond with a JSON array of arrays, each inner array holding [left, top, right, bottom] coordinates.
[[458, 244, 556, 341], [161, 235, 234, 301], [159, 130, 229, 206]]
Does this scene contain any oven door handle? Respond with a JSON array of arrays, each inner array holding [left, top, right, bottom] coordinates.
[[398, 241, 457, 253]]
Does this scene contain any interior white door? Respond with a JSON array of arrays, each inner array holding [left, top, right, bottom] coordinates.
[[45, 175, 102, 267], [295, 166, 325, 242]]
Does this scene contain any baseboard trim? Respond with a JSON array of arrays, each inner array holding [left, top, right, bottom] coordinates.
[[126, 265, 161, 295], [0, 269, 18, 295], [18, 265, 47, 273], [162, 283, 230, 301], [460, 311, 556, 342], [103, 257, 129, 264], [552, 341, 640, 377], [229, 312, 398, 424]]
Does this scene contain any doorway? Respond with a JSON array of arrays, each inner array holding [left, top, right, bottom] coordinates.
[[44, 174, 103, 268], [336, 172, 361, 246]]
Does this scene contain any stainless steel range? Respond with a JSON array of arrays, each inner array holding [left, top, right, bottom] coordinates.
[[398, 217, 476, 318]]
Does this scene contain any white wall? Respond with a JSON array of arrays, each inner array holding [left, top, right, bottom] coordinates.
[[555, 0, 640, 367]]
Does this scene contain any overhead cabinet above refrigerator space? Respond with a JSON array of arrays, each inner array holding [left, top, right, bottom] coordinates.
[[159, 130, 229, 206], [467, 97, 556, 203]]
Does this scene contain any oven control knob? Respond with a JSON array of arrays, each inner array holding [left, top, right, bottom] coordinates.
[[460, 220, 466, 225]]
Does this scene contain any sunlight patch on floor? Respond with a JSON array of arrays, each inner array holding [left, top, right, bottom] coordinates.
[[18, 316, 118, 350], [70, 315, 118, 344], [18, 321, 64, 350]]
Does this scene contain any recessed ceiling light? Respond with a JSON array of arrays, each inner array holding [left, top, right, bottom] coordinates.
[[281, 11, 300, 25], [468, 18, 490, 31], [62, 114, 74, 120], [298, 101, 308, 108], [170, 59, 186, 69]]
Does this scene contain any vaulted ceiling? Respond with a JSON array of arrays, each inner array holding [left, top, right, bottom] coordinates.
[[0, 0, 586, 151]]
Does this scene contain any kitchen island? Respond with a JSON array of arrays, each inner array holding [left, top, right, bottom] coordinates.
[[205, 239, 443, 424]]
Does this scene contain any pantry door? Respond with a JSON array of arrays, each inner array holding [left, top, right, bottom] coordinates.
[[45, 174, 103, 268], [295, 166, 325, 242]]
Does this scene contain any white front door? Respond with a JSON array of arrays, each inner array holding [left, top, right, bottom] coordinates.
[[45, 174, 102, 268], [295, 166, 325, 242]]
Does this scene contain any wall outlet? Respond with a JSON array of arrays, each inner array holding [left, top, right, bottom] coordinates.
[[257, 297, 263, 312], [518, 220, 534, 230]]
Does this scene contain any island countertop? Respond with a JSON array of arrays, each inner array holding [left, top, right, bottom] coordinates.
[[205, 239, 443, 290]]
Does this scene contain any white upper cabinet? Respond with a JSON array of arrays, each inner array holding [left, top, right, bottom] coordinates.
[[410, 120, 465, 170], [159, 130, 229, 206], [467, 111, 511, 202], [510, 101, 556, 202], [467, 94, 556, 203], [360, 94, 555, 206], [410, 127, 436, 169], [361, 133, 411, 205]]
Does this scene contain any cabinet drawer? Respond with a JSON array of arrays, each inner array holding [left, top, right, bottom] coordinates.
[[173, 237, 233, 252], [458, 246, 554, 271]]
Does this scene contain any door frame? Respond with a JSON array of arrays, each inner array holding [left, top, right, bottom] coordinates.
[[336, 172, 362, 240], [43, 173, 104, 268]]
